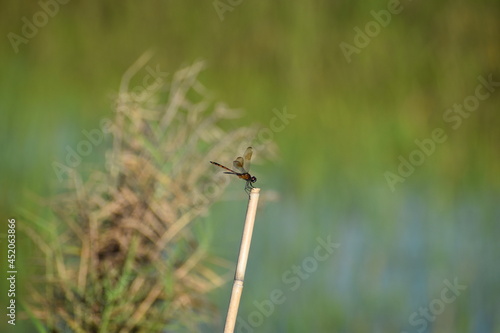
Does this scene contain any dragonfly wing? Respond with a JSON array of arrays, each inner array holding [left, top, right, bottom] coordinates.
[[242, 147, 253, 172], [233, 157, 245, 173]]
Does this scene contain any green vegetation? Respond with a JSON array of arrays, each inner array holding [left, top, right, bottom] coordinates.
[[1, 1, 499, 332]]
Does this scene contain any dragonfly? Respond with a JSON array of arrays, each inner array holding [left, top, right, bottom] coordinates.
[[210, 147, 257, 193]]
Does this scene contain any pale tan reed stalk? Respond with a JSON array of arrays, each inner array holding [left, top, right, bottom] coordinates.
[[224, 188, 261, 333]]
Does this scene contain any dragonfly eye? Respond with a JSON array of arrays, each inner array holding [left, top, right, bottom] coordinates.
[[251, 176, 257, 183]]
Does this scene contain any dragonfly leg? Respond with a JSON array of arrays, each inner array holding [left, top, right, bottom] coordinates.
[[244, 181, 255, 195]]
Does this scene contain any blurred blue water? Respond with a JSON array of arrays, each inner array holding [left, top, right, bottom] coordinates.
[[210, 186, 500, 332]]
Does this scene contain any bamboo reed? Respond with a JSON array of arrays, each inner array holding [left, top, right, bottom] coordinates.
[[223, 188, 261, 333]]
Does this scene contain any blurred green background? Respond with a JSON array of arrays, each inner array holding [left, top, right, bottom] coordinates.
[[1, 0, 499, 332]]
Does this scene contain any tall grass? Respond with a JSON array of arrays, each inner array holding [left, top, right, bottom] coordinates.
[[20, 57, 272, 332]]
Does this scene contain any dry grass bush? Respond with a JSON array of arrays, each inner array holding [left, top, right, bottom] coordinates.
[[21, 55, 275, 332]]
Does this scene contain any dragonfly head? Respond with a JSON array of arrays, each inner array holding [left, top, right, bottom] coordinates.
[[250, 176, 257, 183]]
